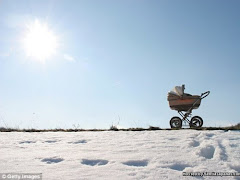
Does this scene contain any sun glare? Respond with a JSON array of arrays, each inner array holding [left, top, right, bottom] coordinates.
[[23, 19, 58, 63]]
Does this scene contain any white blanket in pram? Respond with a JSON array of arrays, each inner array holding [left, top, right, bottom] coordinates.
[[169, 85, 185, 96]]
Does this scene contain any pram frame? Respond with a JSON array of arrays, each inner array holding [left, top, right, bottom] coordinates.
[[170, 91, 210, 128]]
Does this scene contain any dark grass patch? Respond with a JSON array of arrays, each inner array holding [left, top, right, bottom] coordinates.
[[1, 123, 240, 132]]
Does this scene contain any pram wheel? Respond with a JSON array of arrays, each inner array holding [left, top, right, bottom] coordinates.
[[190, 116, 203, 128], [170, 116, 182, 128]]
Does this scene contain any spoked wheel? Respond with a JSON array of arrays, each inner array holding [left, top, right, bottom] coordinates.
[[190, 116, 203, 128], [170, 116, 182, 129]]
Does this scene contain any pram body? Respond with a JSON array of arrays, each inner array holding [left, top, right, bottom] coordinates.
[[167, 85, 210, 128], [168, 93, 201, 111]]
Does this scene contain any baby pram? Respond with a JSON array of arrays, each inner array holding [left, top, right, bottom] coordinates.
[[167, 85, 210, 128]]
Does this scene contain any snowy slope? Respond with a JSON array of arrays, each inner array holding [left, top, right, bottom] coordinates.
[[0, 130, 240, 180]]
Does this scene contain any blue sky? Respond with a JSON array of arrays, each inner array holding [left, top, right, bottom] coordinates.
[[0, 0, 239, 129]]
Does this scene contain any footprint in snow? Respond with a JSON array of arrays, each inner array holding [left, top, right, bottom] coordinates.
[[218, 141, 228, 161], [230, 144, 238, 148], [229, 164, 240, 172], [168, 138, 178, 141], [205, 133, 215, 138], [122, 160, 148, 167], [229, 137, 240, 141], [81, 159, 108, 166], [168, 163, 191, 171], [189, 140, 200, 147], [19, 141, 36, 144], [44, 140, 58, 143], [198, 145, 215, 159], [69, 140, 87, 144], [41, 157, 64, 164]]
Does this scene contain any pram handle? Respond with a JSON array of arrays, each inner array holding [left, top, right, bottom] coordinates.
[[201, 91, 210, 99]]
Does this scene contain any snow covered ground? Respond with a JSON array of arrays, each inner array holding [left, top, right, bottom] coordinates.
[[0, 130, 240, 180]]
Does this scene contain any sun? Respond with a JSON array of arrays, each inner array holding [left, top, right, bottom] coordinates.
[[23, 19, 58, 63]]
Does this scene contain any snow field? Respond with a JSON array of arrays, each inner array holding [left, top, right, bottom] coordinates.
[[0, 130, 240, 179]]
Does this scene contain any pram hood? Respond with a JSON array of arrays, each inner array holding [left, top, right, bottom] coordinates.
[[168, 85, 185, 97]]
